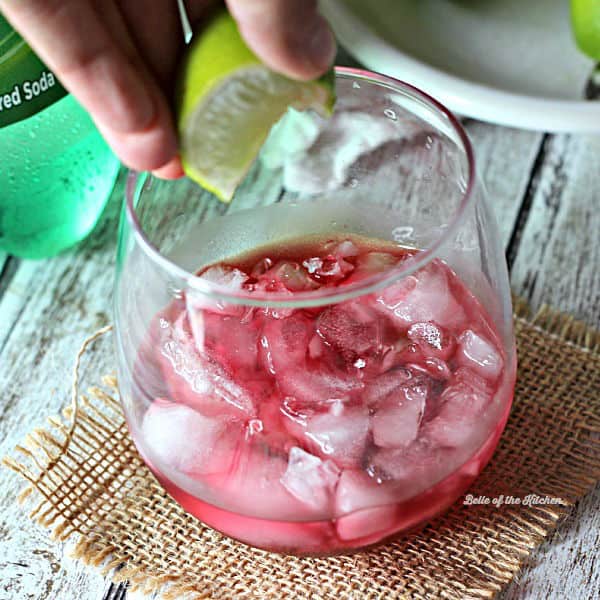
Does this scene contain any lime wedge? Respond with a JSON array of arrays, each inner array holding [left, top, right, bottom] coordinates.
[[571, 0, 600, 60], [175, 10, 335, 202]]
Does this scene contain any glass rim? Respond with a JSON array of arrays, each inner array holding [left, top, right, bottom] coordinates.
[[124, 66, 477, 308]]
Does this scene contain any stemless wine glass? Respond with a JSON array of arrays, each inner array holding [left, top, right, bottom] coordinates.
[[114, 67, 516, 555]]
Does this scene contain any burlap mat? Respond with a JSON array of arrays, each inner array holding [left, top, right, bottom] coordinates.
[[3, 300, 599, 600]]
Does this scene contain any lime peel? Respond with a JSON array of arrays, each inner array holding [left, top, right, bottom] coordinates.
[[176, 9, 335, 202], [571, 0, 600, 61]]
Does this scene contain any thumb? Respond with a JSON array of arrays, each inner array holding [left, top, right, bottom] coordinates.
[[225, 0, 336, 81]]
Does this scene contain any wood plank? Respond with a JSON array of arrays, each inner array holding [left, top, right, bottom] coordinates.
[[0, 171, 126, 600], [501, 132, 600, 599], [510, 133, 600, 325], [463, 122, 542, 247], [0, 260, 37, 356], [502, 489, 600, 600], [0, 504, 113, 600]]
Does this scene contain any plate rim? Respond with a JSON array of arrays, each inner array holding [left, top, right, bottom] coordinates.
[[321, 0, 600, 132]]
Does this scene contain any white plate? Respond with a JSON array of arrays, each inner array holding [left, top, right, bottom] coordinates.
[[321, 0, 600, 132]]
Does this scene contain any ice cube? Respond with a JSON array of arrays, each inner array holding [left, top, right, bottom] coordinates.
[[299, 240, 358, 282], [249, 276, 296, 318], [278, 366, 363, 409], [456, 329, 503, 381], [453, 366, 491, 395], [334, 470, 398, 541], [331, 240, 359, 258], [302, 407, 370, 468], [250, 257, 273, 278], [159, 317, 255, 418], [379, 323, 454, 380], [318, 240, 359, 279], [302, 257, 323, 274], [280, 395, 316, 439], [199, 265, 248, 289], [375, 275, 417, 315], [372, 385, 426, 448], [368, 441, 439, 483], [379, 340, 415, 372], [316, 304, 380, 363], [142, 400, 236, 476], [206, 443, 321, 521], [408, 321, 442, 349], [407, 322, 456, 360], [317, 257, 344, 279], [306, 254, 354, 282], [260, 260, 320, 292], [345, 251, 399, 284], [423, 368, 492, 447], [280, 447, 340, 513], [406, 357, 452, 381], [259, 313, 312, 374], [376, 261, 466, 329], [203, 313, 260, 373], [335, 469, 398, 513], [363, 367, 424, 407], [188, 265, 250, 317], [263, 305, 295, 320], [381, 339, 452, 377]]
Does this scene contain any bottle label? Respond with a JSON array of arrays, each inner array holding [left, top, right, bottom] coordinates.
[[0, 15, 67, 128]]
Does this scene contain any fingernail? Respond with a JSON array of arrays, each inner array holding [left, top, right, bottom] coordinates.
[[152, 156, 185, 180], [306, 21, 336, 72]]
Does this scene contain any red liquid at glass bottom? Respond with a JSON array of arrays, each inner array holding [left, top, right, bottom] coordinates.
[[130, 235, 515, 554]]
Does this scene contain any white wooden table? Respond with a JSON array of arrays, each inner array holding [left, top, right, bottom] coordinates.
[[1, 97, 598, 600]]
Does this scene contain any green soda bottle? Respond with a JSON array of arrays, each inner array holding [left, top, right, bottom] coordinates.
[[0, 14, 120, 258]]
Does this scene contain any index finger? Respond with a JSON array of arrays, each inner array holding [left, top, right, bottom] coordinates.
[[0, 0, 178, 170], [225, 0, 336, 81]]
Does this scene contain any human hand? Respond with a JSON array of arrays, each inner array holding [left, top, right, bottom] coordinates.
[[0, 0, 336, 178]]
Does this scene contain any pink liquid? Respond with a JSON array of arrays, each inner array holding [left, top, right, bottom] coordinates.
[[131, 236, 514, 554]]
